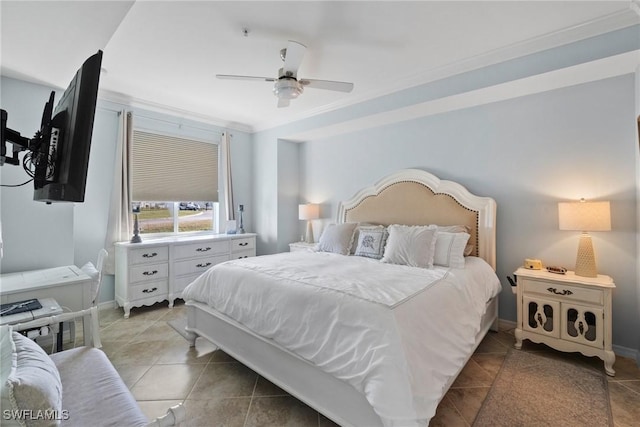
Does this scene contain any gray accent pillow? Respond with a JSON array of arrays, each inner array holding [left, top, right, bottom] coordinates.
[[317, 223, 358, 255], [354, 226, 388, 260]]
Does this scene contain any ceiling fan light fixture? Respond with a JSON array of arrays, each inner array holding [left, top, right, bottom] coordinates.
[[273, 79, 303, 99]]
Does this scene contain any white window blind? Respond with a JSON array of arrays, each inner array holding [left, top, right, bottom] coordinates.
[[132, 130, 218, 202]]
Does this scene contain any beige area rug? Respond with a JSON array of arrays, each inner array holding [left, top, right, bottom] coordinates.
[[473, 349, 613, 426], [167, 317, 191, 341]]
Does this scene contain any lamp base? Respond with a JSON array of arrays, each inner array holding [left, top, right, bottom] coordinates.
[[574, 232, 597, 278], [130, 214, 142, 244], [305, 220, 314, 244]]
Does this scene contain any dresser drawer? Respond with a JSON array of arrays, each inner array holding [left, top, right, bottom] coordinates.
[[522, 278, 603, 305], [174, 255, 229, 277], [129, 263, 169, 283], [231, 249, 255, 260], [130, 280, 169, 301], [173, 274, 200, 295], [231, 237, 255, 253], [129, 246, 169, 265], [174, 240, 230, 259]]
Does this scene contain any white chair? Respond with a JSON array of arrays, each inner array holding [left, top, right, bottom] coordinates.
[[65, 248, 108, 349], [93, 248, 108, 306]]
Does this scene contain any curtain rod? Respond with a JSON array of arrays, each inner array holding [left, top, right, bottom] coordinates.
[[133, 112, 232, 137]]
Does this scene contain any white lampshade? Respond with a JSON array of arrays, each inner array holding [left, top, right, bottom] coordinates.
[[558, 199, 611, 278], [298, 204, 320, 220], [558, 200, 611, 231], [299, 204, 320, 243]]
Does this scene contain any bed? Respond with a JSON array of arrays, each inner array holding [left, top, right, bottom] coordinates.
[[182, 169, 500, 427]]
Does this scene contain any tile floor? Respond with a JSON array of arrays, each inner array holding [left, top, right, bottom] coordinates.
[[66, 301, 640, 426]]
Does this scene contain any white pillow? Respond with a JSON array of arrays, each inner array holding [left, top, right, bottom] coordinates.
[[1, 326, 63, 427], [433, 232, 470, 268], [381, 224, 438, 268], [436, 225, 475, 257], [317, 223, 358, 255], [354, 226, 387, 260]]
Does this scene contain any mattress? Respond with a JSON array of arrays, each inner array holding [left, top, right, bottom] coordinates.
[[182, 251, 501, 426]]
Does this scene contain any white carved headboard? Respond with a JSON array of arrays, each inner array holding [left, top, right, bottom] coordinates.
[[337, 169, 497, 270]]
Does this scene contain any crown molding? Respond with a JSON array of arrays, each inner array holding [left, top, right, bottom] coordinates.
[[98, 88, 254, 134], [253, 7, 640, 133], [284, 50, 639, 143]]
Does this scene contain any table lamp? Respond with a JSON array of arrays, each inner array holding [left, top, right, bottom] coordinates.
[[131, 205, 142, 243], [558, 199, 611, 277], [299, 204, 320, 243]]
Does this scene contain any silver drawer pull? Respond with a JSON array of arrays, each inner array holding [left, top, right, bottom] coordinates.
[[143, 270, 158, 276], [142, 287, 158, 293], [547, 287, 573, 296], [196, 247, 211, 252], [238, 242, 249, 247], [196, 262, 212, 268], [237, 256, 248, 259], [143, 252, 158, 258]]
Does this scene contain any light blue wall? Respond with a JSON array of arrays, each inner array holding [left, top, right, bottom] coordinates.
[[0, 78, 74, 272], [298, 76, 637, 353], [1, 77, 254, 304], [251, 26, 640, 355]]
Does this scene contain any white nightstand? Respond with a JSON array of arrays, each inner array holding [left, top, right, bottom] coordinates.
[[289, 242, 317, 252], [513, 267, 616, 376]]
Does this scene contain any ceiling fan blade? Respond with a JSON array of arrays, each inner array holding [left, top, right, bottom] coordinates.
[[299, 79, 354, 93], [282, 41, 306, 77], [216, 74, 276, 82], [277, 98, 290, 108]]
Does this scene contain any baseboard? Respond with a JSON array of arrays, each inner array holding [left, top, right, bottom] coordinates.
[[97, 300, 118, 311], [498, 318, 516, 331], [613, 344, 639, 362]]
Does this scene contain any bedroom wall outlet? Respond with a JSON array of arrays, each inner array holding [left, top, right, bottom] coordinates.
[[523, 258, 543, 270]]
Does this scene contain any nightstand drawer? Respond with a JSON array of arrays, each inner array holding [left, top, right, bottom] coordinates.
[[522, 278, 603, 305]]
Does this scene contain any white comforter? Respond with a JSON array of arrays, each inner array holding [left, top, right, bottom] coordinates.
[[182, 252, 501, 426]]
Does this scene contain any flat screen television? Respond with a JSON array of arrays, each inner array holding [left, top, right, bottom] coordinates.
[[33, 50, 103, 203], [0, 50, 103, 203]]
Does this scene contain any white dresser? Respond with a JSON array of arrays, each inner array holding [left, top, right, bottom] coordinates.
[[115, 233, 256, 318], [513, 267, 615, 375]]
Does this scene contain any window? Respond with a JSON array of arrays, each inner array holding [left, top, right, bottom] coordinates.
[[131, 130, 219, 235]]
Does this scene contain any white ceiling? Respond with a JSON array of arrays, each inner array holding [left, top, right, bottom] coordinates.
[[1, 1, 637, 132]]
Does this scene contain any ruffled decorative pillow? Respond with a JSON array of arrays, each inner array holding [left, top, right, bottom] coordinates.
[[381, 224, 438, 268]]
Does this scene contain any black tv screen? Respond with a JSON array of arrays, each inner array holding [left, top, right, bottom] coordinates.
[[33, 50, 102, 203]]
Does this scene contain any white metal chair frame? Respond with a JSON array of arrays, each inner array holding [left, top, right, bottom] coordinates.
[[9, 305, 185, 426]]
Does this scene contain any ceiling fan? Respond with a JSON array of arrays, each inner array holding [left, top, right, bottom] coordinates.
[[216, 40, 354, 108]]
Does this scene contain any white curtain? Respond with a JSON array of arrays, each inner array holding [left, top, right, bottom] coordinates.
[[103, 111, 133, 274], [220, 132, 235, 221]]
